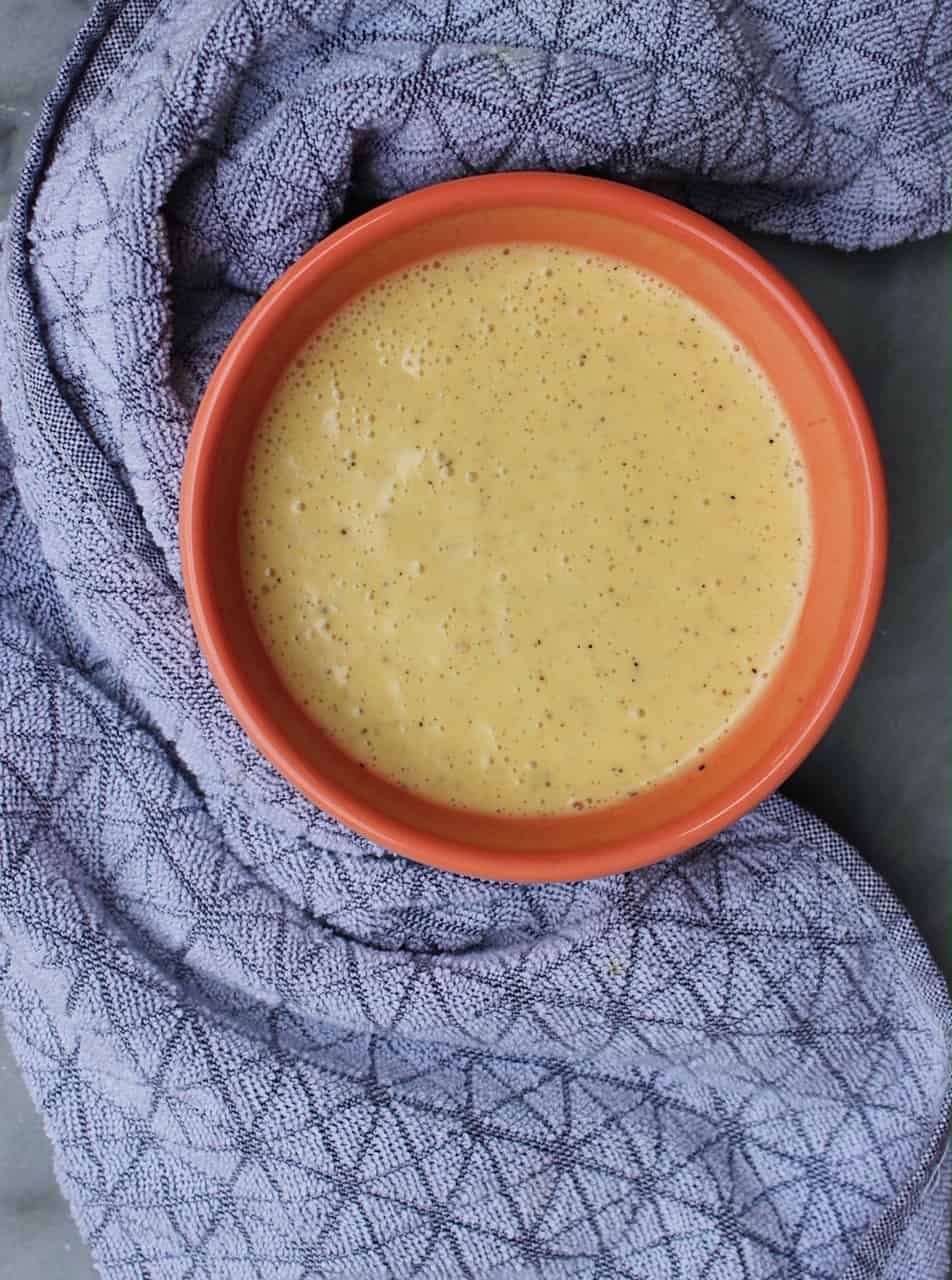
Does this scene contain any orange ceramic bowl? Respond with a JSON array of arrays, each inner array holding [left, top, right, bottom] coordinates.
[[180, 173, 886, 882]]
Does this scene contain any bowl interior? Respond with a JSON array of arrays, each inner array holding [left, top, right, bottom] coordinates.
[[183, 176, 883, 880]]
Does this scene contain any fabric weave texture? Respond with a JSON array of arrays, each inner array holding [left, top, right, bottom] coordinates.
[[1, 1, 950, 1276]]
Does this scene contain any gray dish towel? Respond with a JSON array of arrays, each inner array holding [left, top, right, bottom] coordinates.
[[1, 1, 949, 1276]]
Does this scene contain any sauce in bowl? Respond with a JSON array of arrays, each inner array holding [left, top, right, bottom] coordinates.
[[240, 243, 811, 816]]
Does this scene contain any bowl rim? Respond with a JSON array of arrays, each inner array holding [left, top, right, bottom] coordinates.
[[180, 172, 887, 882]]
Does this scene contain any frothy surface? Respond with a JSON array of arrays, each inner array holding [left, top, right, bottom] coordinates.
[[240, 244, 811, 815]]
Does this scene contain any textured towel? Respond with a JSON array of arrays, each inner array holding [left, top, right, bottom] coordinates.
[[1, 1, 950, 1276]]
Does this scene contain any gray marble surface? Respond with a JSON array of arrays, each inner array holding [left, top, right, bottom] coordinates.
[[0, 2, 948, 1277], [0, 1037, 94, 1278]]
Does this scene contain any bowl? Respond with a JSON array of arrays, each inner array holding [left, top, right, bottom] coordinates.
[[180, 173, 886, 881]]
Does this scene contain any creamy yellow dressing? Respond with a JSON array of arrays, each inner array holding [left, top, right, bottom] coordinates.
[[240, 244, 810, 816]]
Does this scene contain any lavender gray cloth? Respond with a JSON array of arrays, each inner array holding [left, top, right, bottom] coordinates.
[[1, 1, 950, 1276]]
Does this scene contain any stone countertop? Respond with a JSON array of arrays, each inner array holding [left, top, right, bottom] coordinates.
[[1, 2, 949, 1277]]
